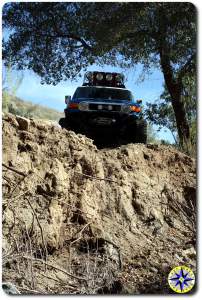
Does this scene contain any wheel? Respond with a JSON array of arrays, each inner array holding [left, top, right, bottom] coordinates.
[[59, 118, 68, 129], [59, 117, 87, 134], [59, 117, 73, 130], [135, 119, 147, 143], [124, 119, 147, 144]]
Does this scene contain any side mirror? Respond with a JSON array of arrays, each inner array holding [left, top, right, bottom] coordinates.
[[65, 95, 71, 104], [136, 99, 142, 104]]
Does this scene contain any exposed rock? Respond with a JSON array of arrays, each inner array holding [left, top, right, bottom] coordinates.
[[182, 247, 196, 260], [16, 115, 30, 131]]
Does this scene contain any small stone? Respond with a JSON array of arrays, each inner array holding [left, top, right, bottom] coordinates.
[[4, 113, 19, 127], [149, 266, 158, 273], [55, 271, 68, 282], [16, 116, 30, 131], [174, 254, 184, 262], [182, 247, 196, 259], [133, 261, 142, 268], [161, 262, 170, 272]]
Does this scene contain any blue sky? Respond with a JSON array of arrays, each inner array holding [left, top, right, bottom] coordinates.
[[15, 64, 164, 111], [5, 64, 174, 142]]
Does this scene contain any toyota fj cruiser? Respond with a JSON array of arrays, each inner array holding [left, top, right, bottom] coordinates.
[[59, 71, 147, 143]]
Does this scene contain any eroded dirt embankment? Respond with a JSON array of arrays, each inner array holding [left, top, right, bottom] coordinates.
[[2, 113, 196, 294]]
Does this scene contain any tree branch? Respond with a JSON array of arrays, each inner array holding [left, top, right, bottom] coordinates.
[[32, 30, 93, 51], [48, 17, 93, 51], [21, 256, 87, 282], [2, 163, 26, 177], [178, 53, 196, 82]]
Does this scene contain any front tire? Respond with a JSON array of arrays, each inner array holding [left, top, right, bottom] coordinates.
[[125, 119, 147, 144], [59, 118, 68, 129], [59, 117, 87, 135], [135, 119, 147, 143]]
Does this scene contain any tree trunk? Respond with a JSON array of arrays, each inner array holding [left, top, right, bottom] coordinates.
[[157, 7, 190, 147], [159, 48, 190, 146], [168, 83, 190, 146]]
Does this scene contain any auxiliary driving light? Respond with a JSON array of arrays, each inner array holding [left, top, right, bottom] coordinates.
[[78, 102, 89, 111], [116, 73, 124, 82], [106, 74, 113, 81], [86, 71, 93, 80], [96, 73, 104, 81], [121, 105, 131, 114]]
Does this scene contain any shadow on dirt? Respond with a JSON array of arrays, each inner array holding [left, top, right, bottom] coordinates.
[[83, 128, 130, 149], [93, 136, 128, 149]]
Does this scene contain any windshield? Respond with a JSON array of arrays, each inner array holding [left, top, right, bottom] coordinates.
[[73, 87, 133, 101]]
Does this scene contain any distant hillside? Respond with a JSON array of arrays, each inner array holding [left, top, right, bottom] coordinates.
[[2, 92, 63, 121]]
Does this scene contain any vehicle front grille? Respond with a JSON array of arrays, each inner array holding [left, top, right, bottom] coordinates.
[[89, 103, 121, 112]]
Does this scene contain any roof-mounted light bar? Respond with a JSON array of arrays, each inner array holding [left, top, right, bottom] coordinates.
[[83, 71, 125, 88]]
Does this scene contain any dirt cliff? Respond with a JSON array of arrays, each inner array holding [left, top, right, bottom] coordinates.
[[2, 113, 196, 294]]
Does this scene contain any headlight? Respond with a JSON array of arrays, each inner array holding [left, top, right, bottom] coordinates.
[[116, 73, 124, 82], [78, 102, 89, 111], [106, 74, 113, 81], [121, 105, 131, 113], [85, 71, 93, 80], [96, 73, 103, 80]]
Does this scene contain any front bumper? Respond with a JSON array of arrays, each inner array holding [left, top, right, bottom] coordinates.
[[64, 109, 140, 128]]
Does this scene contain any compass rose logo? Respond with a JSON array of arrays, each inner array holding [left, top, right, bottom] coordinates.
[[168, 266, 195, 293]]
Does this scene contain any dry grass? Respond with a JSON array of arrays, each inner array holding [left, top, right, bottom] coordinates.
[[2, 166, 120, 294]]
